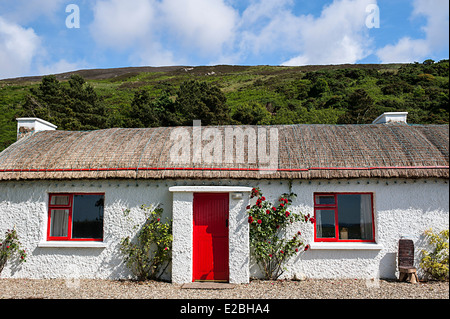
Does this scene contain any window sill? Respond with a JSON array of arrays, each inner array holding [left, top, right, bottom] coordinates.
[[38, 241, 107, 248], [309, 242, 383, 250]]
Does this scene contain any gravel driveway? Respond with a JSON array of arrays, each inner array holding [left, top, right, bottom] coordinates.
[[1, 278, 448, 299]]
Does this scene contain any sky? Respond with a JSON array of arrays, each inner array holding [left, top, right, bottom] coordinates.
[[0, 0, 448, 80]]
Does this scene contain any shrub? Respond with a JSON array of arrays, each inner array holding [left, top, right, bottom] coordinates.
[[0, 228, 27, 276], [246, 188, 311, 280], [120, 205, 172, 281], [420, 229, 449, 281]]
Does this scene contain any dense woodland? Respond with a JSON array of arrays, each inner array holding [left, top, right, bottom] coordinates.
[[0, 59, 448, 152]]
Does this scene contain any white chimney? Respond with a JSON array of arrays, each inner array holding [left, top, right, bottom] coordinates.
[[17, 118, 57, 140], [372, 112, 408, 124]]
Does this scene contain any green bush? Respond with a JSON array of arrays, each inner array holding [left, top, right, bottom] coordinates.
[[420, 229, 449, 281], [120, 205, 172, 281]]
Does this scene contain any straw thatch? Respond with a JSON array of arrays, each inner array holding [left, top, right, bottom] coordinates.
[[0, 123, 448, 181]]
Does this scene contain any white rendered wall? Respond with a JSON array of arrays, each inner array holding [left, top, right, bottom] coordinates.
[[0, 178, 448, 281], [0, 180, 173, 280], [249, 179, 449, 280]]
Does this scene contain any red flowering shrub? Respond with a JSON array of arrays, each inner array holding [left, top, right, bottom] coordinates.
[[0, 228, 27, 276], [247, 187, 309, 280]]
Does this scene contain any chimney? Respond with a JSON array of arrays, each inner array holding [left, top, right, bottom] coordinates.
[[372, 112, 408, 125], [16, 118, 57, 140]]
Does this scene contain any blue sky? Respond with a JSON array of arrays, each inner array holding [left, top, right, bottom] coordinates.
[[0, 0, 448, 79]]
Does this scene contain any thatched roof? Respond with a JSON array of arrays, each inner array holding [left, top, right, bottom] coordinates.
[[0, 123, 448, 181]]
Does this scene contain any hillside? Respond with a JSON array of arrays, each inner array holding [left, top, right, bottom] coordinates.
[[0, 60, 448, 152]]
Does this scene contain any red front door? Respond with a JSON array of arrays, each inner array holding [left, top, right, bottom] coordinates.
[[193, 193, 229, 282]]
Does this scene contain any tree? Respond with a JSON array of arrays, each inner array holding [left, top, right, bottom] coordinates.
[[309, 78, 330, 98], [175, 80, 231, 125], [232, 102, 271, 125], [65, 75, 108, 130], [338, 89, 377, 124], [124, 90, 179, 128], [125, 90, 157, 128], [21, 75, 108, 131]]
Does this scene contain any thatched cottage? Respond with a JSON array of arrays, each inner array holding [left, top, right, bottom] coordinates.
[[0, 113, 448, 283]]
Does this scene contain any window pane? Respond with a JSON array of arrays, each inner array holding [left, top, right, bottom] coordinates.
[[51, 195, 70, 206], [315, 195, 335, 205], [337, 194, 373, 240], [316, 209, 336, 238], [72, 195, 104, 239], [50, 209, 69, 237]]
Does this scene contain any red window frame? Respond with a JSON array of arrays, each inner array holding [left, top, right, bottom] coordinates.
[[313, 192, 375, 243], [47, 193, 104, 242]]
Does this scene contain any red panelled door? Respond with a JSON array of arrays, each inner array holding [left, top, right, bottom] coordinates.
[[193, 193, 229, 282]]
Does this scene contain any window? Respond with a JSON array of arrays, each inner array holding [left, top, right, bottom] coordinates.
[[314, 193, 374, 242], [48, 193, 104, 241]]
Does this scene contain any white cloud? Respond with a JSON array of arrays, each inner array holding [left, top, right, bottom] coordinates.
[[90, 0, 156, 49], [130, 41, 181, 67], [0, 0, 65, 24], [377, 0, 449, 63], [281, 0, 376, 66], [37, 59, 87, 76], [160, 0, 238, 55], [90, 0, 238, 63], [0, 16, 41, 79], [238, 1, 304, 58]]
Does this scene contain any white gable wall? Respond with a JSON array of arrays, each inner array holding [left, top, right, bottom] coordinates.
[[0, 178, 448, 281]]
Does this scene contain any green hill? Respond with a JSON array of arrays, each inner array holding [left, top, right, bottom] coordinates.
[[0, 60, 448, 152]]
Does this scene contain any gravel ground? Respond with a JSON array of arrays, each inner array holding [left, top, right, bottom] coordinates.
[[0, 278, 448, 299]]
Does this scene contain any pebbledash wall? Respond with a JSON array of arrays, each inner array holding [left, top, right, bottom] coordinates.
[[0, 178, 448, 282]]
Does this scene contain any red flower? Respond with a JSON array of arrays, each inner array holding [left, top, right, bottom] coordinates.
[[261, 197, 266, 201], [284, 198, 288, 203], [297, 231, 301, 235], [304, 244, 310, 251], [266, 209, 271, 214], [280, 203, 284, 207], [157, 218, 160, 222], [285, 211, 290, 217], [279, 198, 284, 202], [295, 248, 299, 252], [248, 216, 254, 223], [257, 219, 262, 224], [269, 254, 272, 258], [309, 218, 316, 224], [246, 205, 250, 209], [272, 207, 276, 211], [280, 250, 284, 254]]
